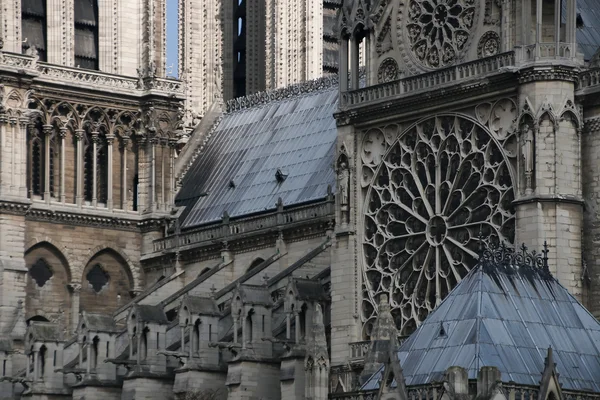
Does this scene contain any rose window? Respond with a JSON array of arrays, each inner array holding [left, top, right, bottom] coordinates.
[[406, 0, 476, 69], [362, 115, 515, 336]]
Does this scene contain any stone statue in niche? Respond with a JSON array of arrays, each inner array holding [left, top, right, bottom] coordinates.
[[337, 153, 350, 225], [520, 122, 535, 195]]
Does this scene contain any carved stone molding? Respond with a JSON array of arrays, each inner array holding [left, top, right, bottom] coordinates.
[[225, 75, 339, 113], [401, 0, 478, 70], [518, 66, 579, 84], [477, 31, 500, 58], [377, 58, 400, 83]]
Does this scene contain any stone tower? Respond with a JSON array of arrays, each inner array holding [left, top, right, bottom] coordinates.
[[332, 0, 587, 390], [177, 0, 340, 125]]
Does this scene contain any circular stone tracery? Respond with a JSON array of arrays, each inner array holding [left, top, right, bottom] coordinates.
[[362, 115, 515, 337], [406, 0, 476, 69]]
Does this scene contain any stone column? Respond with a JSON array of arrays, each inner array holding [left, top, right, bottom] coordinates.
[[150, 138, 156, 211], [180, 325, 185, 354], [18, 116, 29, 197], [75, 129, 85, 206], [59, 128, 67, 203], [121, 136, 129, 211], [350, 37, 360, 90], [106, 134, 114, 210], [233, 316, 238, 344], [10, 118, 17, 193], [86, 342, 91, 376], [286, 313, 291, 339], [71, 283, 81, 333], [91, 132, 99, 207], [295, 312, 301, 344], [33, 350, 39, 382], [188, 326, 193, 358], [42, 124, 53, 203], [160, 140, 165, 210]]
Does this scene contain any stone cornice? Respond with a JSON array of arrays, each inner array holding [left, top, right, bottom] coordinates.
[[517, 64, 580, 84], [513, 194, 584, 207], [19, 202, 172, 232], [335, 72, 517, 127]]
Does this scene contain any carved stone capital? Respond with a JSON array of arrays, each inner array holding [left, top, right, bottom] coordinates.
[[74, 129, 85, 140]]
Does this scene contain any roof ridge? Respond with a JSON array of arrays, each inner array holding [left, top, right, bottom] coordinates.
[[225, 74, 339, 113]]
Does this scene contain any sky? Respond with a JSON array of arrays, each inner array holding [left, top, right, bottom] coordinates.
[[166, 0, 178, 78]]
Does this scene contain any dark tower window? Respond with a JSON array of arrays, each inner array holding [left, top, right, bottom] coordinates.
[[74, 0, 99, 70], [86, 264, 109, 293], [30, 259, 53, 287], [233, 0, 246, 98], [21, 0, 47, 61]]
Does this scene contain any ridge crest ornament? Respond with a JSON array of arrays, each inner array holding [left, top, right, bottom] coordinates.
[[362, 115, 515, 337], [403, 0, 477, 69]]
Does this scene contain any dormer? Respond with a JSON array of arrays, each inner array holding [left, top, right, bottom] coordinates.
[[230, 284, 273, 357], [178, 295, 221, 367], [127, 304, 169, 374], [284, 278, 328, 345], [24, 322, 64, 392], [76, 312, 119, 381]]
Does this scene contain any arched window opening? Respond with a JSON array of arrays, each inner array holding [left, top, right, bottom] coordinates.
[[21, 0, 47, 61], [39, 345, 46, 377], [82, 127, 108, 205], [245, 310, 253, 344], [86, 264, 109, 293], [141, 327, 149, 359], [105, 341, 109, 358], [96, 134, 108, 204], [74, 0, 99, 70], [299, 304, 307, 342], [27, 119, 44, 198], [247, 258, 264, 273], [2, 359, 6, 376], [52, 350, 56, 367], [193, 319, 201, 353], [30, 258, 53, 287], [92, 336, 99, 368], [26, 315, 49, 326]]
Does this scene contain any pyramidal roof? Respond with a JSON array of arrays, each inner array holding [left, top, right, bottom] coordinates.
[[362, 247, 600, 393]]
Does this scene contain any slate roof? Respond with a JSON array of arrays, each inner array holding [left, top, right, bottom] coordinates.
[[575, 0, 600, 60], [177, 86, 338, 229], [293, 278, 328, 301], [81, 312, 118, 333], [234, 285, 273, 307], [181, 296, 220, 316], [362, 254, 600, 393], [27, 322, 63, 342], [132, 305, 169, 324]]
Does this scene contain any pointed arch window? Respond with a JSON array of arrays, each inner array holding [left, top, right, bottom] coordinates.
[[74, 0, 99, 70], [21, 0, 47, 61]]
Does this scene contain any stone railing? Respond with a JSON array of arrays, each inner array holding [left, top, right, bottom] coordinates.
[[152, 199, 334, 253], [0, 51, 183, 95], [578, 68, 600, 91], [339, 52, 515, 108], [515, 42, 577, 63], [349, 341, 371, 361], [349, 336, 408, 363]]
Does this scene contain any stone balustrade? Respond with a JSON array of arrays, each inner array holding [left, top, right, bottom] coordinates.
[[152, 200, 334, 253], [339, 52, 516, 109], [516, 42, 578, 63], [0, 51, 184, 96]]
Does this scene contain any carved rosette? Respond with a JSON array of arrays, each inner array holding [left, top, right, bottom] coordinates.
[[402, 0, 477, 70], [477, 31, 500, 58], [361, 114, 516, 337], [377, 58, 400, 83]]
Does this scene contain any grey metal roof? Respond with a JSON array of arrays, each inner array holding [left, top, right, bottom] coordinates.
[[575, 0, 600, 60], [361, 257, 600, 392], [132, 305, 169, 324], [177, 87, 338, 229], [181, 296, 220, 316], [81, 312, 118, 333]]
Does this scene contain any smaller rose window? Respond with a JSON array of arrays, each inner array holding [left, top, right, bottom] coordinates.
[[406, 0, 476, 69]]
